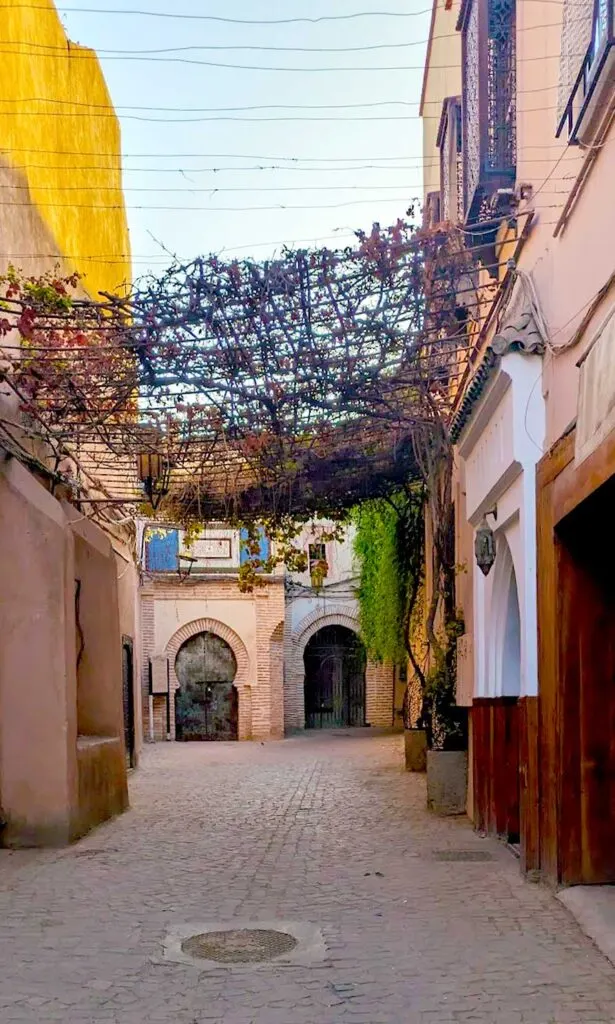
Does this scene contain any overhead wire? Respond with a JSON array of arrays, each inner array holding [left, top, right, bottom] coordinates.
[[11, 2, 594, 23], [0, 21, 580, 57], [0, 49, 575, 72]]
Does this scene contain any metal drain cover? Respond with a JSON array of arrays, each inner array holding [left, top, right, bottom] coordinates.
[[433, 849, 494, 862], [181, 928, 297, 964], [160, 920, 326, 971]]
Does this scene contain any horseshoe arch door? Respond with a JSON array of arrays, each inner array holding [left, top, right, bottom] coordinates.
[[175, 631, 238, 740]]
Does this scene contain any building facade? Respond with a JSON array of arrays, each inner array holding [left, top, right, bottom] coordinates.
[[140, 521, 397, 742], [0, 2, 138, 846], [421, 0, 615, 880]]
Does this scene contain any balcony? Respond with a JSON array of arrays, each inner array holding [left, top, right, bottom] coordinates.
[[459, 0, 517, 237], [557, 0, 615, 144]]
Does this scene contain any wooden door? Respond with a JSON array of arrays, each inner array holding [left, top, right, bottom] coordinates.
[[175, 632, 238, 741]]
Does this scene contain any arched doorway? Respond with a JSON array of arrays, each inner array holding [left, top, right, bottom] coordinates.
[[304, 625, 366, 729], [495, 539, 521, 844], [175, 632, 238, 741], [501, 567, 521, 696]]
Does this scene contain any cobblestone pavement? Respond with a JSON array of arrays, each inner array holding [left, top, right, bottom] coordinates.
[[2, 732, 615, 1023]]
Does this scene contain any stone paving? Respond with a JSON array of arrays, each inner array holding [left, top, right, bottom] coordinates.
[[2, 732, 615, 1023]]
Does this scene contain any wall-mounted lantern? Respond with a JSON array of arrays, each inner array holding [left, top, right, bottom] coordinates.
[[475, 507, 497, 577], [136, 449, 170, 510]]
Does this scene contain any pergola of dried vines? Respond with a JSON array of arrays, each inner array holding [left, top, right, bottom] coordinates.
[[0, 220, 474, 549]]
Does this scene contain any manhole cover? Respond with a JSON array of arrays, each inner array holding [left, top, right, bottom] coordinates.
[[180, 929, 298, 964], [432, 850, 494, 862]]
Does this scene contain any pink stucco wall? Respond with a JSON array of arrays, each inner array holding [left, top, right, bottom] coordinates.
[[0, 457, 129, 846], [514, 1, 615, 446], [0, 458, 79, 845]]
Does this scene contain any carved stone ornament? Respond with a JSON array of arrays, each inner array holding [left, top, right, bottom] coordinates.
[[475, 518, 496, 576]]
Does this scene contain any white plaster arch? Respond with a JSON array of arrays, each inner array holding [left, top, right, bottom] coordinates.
[[489, 534, 521, 698], [165, 617, 252, 739]]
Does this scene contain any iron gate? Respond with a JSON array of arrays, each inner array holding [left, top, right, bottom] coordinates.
[[304, 626, 366, 729]]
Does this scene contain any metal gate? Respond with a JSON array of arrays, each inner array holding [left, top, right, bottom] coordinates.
[[122, 637, 136, 768], [304, 625, 366, 729]]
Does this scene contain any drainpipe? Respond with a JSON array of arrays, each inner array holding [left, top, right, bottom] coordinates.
[[166, 659, 172, 741], [147, 660, 154, 743]]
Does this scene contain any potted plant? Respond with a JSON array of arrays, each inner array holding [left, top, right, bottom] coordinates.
[[403, 681, 428, 772], [423, 620, 468, 815]]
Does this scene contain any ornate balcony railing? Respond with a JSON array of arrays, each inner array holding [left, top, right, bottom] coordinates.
[[557, 0, 615, 143], [459, 0, 516, 225]]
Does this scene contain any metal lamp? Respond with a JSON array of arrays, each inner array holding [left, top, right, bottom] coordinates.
[[136, 449, 170, 510], [475, 507, 497, 577]]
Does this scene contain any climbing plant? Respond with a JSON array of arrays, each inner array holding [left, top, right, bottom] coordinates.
[[353, 499, 407, 665], [353, 485, 426, 678]]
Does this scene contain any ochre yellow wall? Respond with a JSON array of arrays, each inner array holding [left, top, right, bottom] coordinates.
[[1, 0, 130, 296], [420, 0, 462, 200]]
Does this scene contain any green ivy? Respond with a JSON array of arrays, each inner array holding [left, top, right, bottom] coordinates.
[[353, 498, 409, 666]]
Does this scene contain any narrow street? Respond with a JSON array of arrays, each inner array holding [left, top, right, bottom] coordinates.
[[1, 734, 614, 1023]]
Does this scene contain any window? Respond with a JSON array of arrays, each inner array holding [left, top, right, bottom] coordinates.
[[145, 528, 179, 572], [423, 190, 442, 229], [557, 0, 615, 144], [239, 526, 270, 567], [459, 0, 516, 224], [308, 543, 328, 582], [438, 97, 464, 224]]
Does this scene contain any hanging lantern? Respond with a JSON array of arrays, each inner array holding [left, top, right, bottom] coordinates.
[[136, 448, 170, 510], [475, 517, 496, 577]]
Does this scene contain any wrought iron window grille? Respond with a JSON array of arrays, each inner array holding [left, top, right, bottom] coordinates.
[[458, 0, 517, 231], [557, 0, 615, 143]]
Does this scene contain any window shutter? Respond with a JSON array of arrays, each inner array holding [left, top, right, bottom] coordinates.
[[145, 529, 179, 572], [240, 527, 270, 566]]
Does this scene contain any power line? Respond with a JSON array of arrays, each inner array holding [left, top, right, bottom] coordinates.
[[0, 196, 415, 211], [0, 48, 570, 72], [0, 23, 577, 57], [0, 98, 420, 111], [0, 183, 423, 193], [0, 175, 581, 194], [16, 2, 592, 23], [12, 6, 436, 24], [0, 141, 582, 160], [0, 39, 428, 55], [0, 50, 428, 71], [0, 162, 423, 174], [0, 112, 433, 123]]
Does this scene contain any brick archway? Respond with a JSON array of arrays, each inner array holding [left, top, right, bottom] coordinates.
[[166, 618, 252, 739], [284, 606, 361, 732]]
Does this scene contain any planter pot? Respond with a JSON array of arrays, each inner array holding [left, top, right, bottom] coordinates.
[[404, 728, 427, 772], [426, 750, 468, 815]]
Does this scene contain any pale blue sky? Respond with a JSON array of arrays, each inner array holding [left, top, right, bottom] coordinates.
[[60, 1, 432, 277]]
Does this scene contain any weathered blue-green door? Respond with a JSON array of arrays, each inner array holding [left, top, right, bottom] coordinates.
[[175, 632, 238, 741]]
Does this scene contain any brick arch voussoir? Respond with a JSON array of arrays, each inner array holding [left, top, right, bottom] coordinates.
[[166, 617, 251, 691]]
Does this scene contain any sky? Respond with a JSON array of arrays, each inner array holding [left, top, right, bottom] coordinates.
[[60, 1, 432, 278]]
